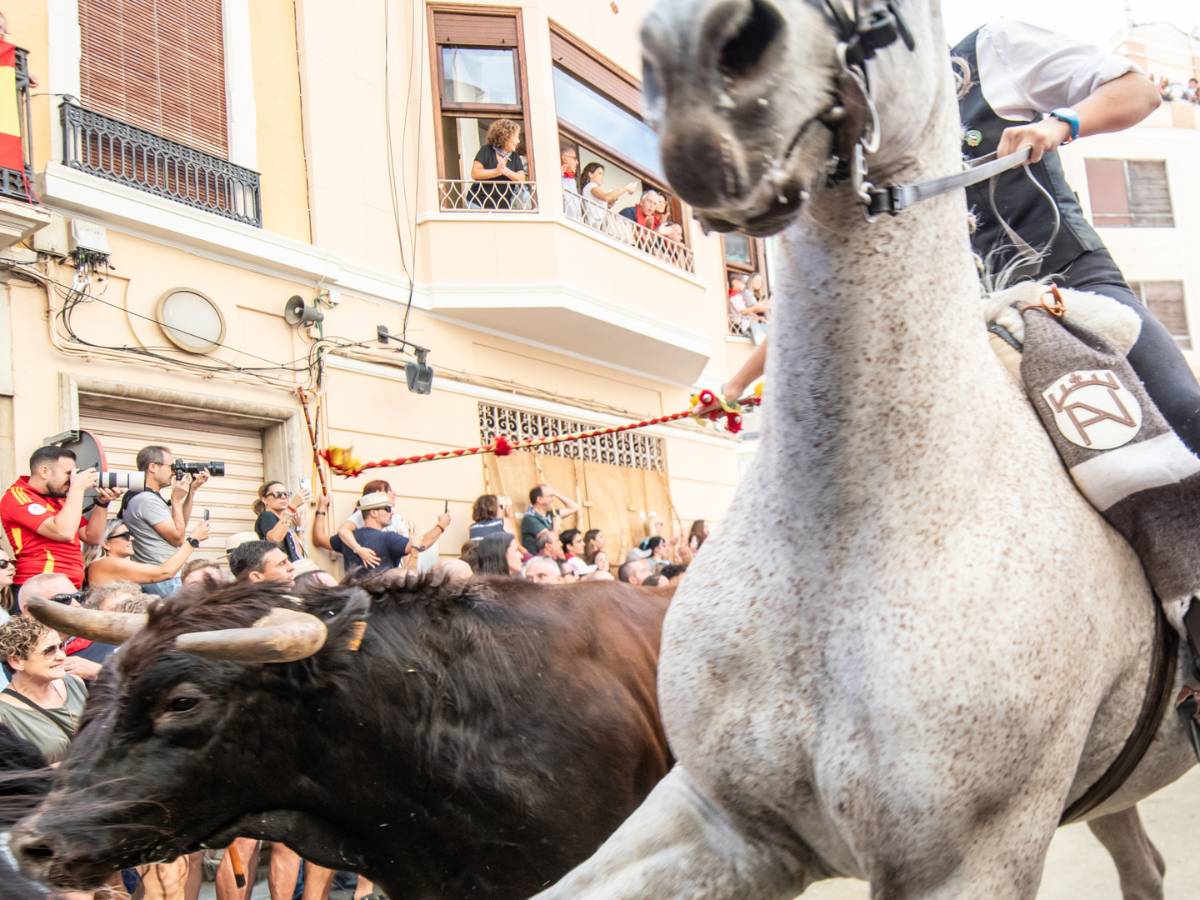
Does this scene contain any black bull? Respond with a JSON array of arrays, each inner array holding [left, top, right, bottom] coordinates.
[[11, 574, 672, 898]]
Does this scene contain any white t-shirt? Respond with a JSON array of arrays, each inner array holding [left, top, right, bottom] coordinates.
[[581, 182, 608, 226], [974, 21, 1139, 123]]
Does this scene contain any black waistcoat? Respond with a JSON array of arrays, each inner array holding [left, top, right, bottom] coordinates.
[[954, 29, 1104, 278]]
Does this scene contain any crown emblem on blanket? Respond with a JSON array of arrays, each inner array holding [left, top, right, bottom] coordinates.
[[1042, 370, 1143, 450]]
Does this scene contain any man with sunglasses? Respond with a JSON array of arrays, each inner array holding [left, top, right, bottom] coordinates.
[[328, 491, 410, 573], [10, 573, 101, 682]]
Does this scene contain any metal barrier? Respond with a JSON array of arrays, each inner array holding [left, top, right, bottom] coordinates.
[[576, 195, 695, 274], [438, 178, 538, 212], [61, 103, 262, 227]]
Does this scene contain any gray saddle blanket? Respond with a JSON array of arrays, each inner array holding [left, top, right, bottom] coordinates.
[[989, 284, 1200, 613]]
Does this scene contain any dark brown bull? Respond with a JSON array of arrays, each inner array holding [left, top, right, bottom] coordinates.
[[12, 572, 672, 899]]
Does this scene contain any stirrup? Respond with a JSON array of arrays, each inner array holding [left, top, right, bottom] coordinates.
[[1177, 686, 1200, 762]]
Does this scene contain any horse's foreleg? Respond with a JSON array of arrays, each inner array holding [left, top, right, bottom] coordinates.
[[533, 766, 814, 899], [1087, 805, 1166, 900]]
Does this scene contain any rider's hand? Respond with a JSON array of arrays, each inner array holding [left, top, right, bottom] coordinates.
[[997, 118, 1073, 165]]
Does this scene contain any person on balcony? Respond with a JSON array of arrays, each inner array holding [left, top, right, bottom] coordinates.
[[561, 143, 582, 221], [579, 162, 637, 231], [469, 118, 527, 210]]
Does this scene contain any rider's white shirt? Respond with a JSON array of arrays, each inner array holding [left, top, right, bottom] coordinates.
[[975, 21, 1140, 122]]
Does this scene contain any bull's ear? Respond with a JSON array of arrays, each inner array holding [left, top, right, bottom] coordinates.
[[175, 607, 327, 664], [25, 599, 147, 644]]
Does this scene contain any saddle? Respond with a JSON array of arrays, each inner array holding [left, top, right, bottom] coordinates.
[[986, 282, 1196, 818]]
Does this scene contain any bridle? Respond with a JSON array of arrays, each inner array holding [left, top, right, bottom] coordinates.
[[815, 0, 1040, 224]]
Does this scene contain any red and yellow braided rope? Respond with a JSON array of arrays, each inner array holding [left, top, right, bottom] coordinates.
[[321, 387, 762, 477]]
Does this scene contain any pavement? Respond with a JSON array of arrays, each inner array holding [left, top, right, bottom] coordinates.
[[807, 767, 1200, 899]]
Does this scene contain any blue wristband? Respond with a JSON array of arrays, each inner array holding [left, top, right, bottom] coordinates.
[[1049, 108, 1080, 143]]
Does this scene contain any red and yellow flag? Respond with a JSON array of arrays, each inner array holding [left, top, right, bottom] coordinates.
[[0, 41, 22, 172]]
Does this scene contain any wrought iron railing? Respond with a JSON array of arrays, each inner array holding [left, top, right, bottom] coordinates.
[[0, 47, 35, 202], [61, 103, 262, 227], [438, 178, 538, 212], [575, 196, 695, 274]]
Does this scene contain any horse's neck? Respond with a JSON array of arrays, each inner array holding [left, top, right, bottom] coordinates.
[[764, 111, 1001, 505]]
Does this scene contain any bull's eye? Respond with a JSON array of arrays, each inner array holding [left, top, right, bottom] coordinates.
[[167, 696, 200, 713]]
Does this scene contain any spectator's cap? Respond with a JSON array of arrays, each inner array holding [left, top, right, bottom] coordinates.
[[359, 491, 391, 511], [624, 547, 651, 562], [225, 531, 259, 553], [291, 558, 322, 577]]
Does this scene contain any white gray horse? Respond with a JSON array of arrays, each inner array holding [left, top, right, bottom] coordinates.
[[538, 1, 1194, 897]]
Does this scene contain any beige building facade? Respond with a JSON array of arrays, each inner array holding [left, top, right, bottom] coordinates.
[[1059, 23, 1200, 359], [1, 1, 763, 568]]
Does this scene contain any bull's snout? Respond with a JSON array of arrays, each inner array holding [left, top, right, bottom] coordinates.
[[643, 0, 787, 209], [10, 818, 105, 889], [10, 819, 58, 877]]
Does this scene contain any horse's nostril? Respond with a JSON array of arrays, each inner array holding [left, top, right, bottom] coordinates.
[[719, 0, 784, 79]]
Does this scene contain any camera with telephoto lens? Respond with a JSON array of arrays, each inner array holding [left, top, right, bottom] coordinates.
[[95, 471, 146, 492], [172, 459, 226, 479]]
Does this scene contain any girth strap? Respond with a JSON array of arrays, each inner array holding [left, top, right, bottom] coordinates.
[[1059, 598, 1179, 825]]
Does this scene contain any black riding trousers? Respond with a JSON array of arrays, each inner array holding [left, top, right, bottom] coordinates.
[[1061, 248, 1200, 456]]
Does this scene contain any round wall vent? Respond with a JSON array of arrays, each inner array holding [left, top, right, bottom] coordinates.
[[157, 288, 225, 354]]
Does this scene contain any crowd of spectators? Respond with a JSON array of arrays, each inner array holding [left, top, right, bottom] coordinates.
[[728, 271, 772, 341], [1153, 74, 1200, 104], [0, 440, 714, 898]]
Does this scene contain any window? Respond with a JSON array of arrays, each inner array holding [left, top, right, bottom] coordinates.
[[431, 8, 534, 210], [1085, 159, 1174, 228], [1130, 281, 1190, 349], [550, 25, 690, 269], [78, 0, 228, 156]]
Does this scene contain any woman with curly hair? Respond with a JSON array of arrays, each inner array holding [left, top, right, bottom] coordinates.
[[469, 118, 527, 210], [0, 617, 86, 763]]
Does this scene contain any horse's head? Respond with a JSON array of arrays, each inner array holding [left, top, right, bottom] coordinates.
[[641, 0, 950, 235]]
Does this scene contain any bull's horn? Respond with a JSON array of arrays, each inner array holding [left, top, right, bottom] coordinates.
[[175, 607, 327, 664], [25, 598, 147, 644]]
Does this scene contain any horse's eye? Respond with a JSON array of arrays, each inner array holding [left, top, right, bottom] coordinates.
[[166, 696, 200, 713]]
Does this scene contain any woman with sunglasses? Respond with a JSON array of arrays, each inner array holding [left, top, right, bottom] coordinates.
[[0, 616, 86, 764], [86, 517, 210, 589], [0, 549, 13, 615], [253, 481, 307, 562]]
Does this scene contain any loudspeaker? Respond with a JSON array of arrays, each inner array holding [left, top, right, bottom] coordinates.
[[405, 361, 434, 395], [284, 295, 325, 327]]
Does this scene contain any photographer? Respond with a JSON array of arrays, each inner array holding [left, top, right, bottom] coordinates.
[[1, 446, 118, 593], [121, 445, 209, 598]]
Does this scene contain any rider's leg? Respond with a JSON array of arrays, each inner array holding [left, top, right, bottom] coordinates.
[[1060, 249, 1200, 455]]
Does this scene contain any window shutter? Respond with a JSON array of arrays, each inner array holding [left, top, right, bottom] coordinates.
[[1139, 281, 1189, 347], [1126, 161, 1174, 228], [1084, 158, 1131, 227], [79, 0, 228, 157], [550, 28, 643, 115], [433, 11, 519, 47]]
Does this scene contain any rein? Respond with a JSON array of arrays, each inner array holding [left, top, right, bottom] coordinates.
[[815, 0, 1034, 220]]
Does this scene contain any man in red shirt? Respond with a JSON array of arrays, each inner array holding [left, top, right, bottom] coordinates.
[[1, 445, 116, 592]]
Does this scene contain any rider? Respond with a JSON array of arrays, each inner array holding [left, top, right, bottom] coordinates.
[[719, 20, 1200, 461]]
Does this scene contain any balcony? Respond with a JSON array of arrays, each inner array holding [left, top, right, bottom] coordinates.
[[61, 104, 262, 227], [573, 196, 694, 274], [439, 178, 538, 212]]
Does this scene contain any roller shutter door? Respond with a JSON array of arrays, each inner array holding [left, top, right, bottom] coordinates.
[[80, 407, 265, 562]]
